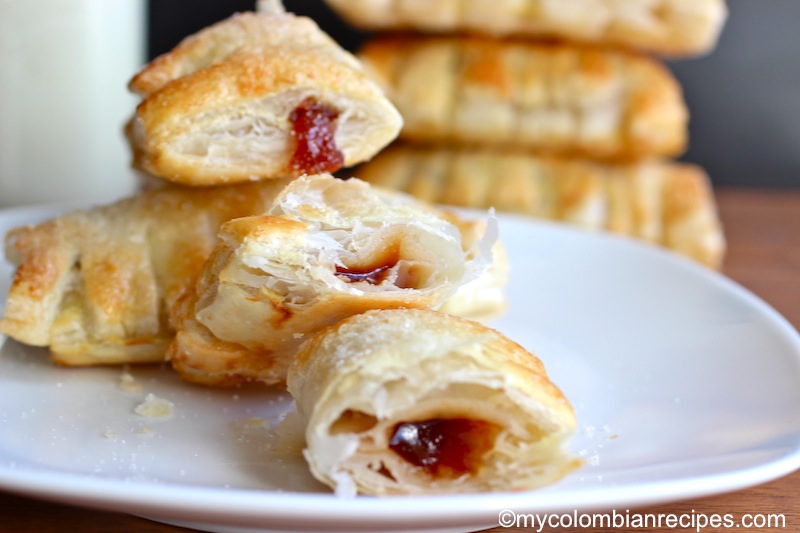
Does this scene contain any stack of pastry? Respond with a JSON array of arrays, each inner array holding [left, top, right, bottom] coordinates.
[[324, 0, 729, 268], [0, 3, 580, 496]]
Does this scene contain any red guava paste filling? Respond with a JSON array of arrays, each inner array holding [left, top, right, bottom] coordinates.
[[335, 243, 405, 286], [388, 418, 501, 477], [335, 264, 392, 285], [288, 97, 345, 174]]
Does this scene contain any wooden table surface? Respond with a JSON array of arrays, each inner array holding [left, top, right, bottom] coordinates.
[[0, 187, 798, 533]]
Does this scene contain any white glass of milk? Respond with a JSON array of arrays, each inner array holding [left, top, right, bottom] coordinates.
[[0, 0, 145, 207]]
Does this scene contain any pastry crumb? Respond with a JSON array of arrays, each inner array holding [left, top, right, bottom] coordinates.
[[134, 393, 174, 418], [237, 417, 269, 430], [103, 429, 119, 439], [119, 370, 143, 393]]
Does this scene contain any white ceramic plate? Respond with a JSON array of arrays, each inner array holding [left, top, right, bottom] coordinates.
[[0, 206, 799, 533]]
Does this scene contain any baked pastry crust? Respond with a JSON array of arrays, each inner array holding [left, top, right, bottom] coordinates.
[[357, 144, 725, 268], [128, 10, 402, 185], [287, 308, 579, 496], [168, 174, 500, 387], [325, 0, 727, 57], [359, 37, 687, 160], [0, 180, 291, 365]]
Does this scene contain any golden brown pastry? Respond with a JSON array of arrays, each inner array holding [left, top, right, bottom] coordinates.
[[357, 144, 725, 268], [287, 308, 579, 496], [359, 36, 687, 160], [128, 8, 402, 185], [0, 180, 291, 365], [327, 0, 727, 57], [168, 174, 499, 387]]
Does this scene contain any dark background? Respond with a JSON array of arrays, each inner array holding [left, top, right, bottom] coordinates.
[[148, 0, 800, 188]]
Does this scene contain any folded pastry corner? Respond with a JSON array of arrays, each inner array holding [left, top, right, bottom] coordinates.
[[128, 10, 402, 185], [167, 174, 502, 386], [287, 308, 580, 496]]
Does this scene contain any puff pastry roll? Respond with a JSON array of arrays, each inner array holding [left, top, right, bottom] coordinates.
[[326, 0, 727, 57], [127, 9, 402, 186], [287, 308, 579, 496], [168, 174, 497, 387], [359, 37, 687, 160], [357, 144, 725, 268], [0, 180, 291, 365]]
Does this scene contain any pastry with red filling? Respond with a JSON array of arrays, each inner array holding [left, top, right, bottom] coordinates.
[[128, 6, 402, 185], [287, 308, 579, 496], [168, 174, 501, 387]]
